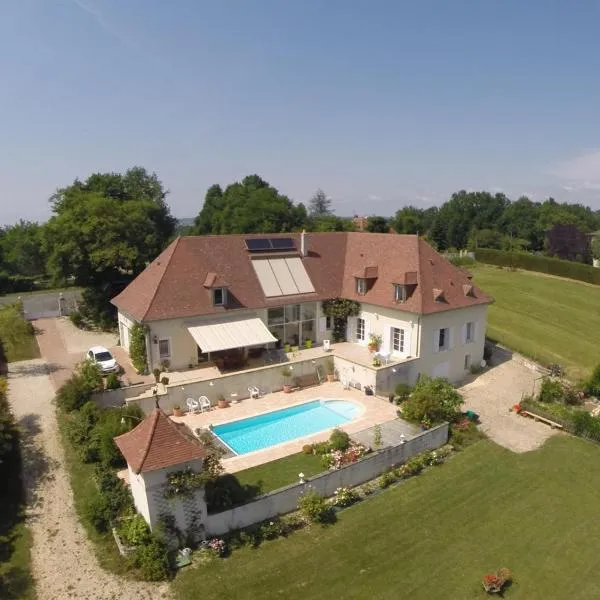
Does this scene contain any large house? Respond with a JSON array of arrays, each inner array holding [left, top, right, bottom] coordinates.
[[111, 232, 492, 390]]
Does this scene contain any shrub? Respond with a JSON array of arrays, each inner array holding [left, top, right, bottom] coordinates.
[[394, 383, 412, 402], [378, 470, 396, 488], [302, 444, 314, 455], [399, 455, 426, 478], [133, 537, 172, 581], [84, 493, 113, 532], [312, 441, 331, 455], [56, 373, 94, 412], [129, 323, 148, 374], [105, 373, 121, 390], [401, 376, 463, 424], [449, 421, 485, 448], [475, 247, 600, 285], [160, 376, 169, 386], [298, 487, 333, 523], [538, 377, 564, 403], [572, 411, 600, 442], [329, 428, 351, 451], [332, 486, 359, 507], [119, 514, 151, 546], [584, 363, 600, 397], [69, 310, 84, 328]]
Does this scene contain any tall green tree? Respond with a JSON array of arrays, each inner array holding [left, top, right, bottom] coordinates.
[[193, 175, 307, 234], [308, 189, 332, 217], [0, 221, 47, 276], [365, 216, 388, 233]]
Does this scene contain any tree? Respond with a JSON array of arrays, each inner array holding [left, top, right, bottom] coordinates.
[[0, 221, 47, 276], [308, 189, 332, 217], [365, 216, 388, 233], [545, 223, 591, 264], [591, 235, 600, 260], [306, 215, 353, 232], [193, 175, 307, 234], [401, 376, 463, 424]]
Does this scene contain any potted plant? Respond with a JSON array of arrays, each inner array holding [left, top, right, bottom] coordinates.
[[282, 367, 293, 393], [368, 333, 382, 353], [152, 367, 161, 383], [160, 376, 170, 386], [217, 394, 230, 409], [172, 405, 183, 417], [372, 356, 382, 367], [325, 357, 335, 382], [304, 339, 313, 349], [284, 343, 291, 353]]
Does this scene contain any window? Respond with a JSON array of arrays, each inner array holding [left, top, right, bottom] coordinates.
[[392, 327, 405, 353], [464, 354, 472, 370], [325, 316, 333, 330], [356, 278, 367, 295], [438, 328, 449, 352], [213, 288, 226, 306], [394, 285, 407, 303], [158, 338, 170, 359], [465, 321, 475, 343], [356, 318, 366, 341]]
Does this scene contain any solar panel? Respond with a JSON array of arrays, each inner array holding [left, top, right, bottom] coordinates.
[[270, 237, 296, 250], [245, 238, 271, 251]]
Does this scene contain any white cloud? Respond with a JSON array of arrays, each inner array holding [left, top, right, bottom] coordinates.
[[368, 194, 382, 202], [551, 150, 600, 191]]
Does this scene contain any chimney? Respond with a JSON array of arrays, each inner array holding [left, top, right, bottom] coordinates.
[[300, 230, 307, 257]]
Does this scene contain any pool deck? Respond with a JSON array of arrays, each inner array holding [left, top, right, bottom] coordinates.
[[171, 382, 400, 472]]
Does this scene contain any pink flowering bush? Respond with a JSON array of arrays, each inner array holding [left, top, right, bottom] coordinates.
[[321, 442, 368, 470], [207, 537, 227, 557]]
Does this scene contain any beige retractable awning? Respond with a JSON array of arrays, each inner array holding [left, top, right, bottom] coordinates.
[[187, 317, 277, 353]]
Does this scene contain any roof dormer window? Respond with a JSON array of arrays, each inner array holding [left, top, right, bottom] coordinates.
[[356, 278, 367, 295], [394, 284, 407, 303], [213, 287, 226, 306]]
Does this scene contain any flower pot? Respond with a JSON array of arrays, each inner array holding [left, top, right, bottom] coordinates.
[[217, 399, 230, 409], [368, 343, 377, 352], [283, 384, 293, 393], [326, 374, 335, 383], [173, 407, 183, 417]]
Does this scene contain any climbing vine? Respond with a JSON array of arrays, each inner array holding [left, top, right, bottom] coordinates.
[[129, 323, 148, 375], [321, 298, 361, 342]]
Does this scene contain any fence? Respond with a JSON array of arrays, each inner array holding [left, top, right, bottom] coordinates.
[[204, 422, 448, 536]]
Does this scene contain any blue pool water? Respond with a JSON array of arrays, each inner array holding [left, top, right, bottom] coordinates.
[[212, 399, 360, 455]]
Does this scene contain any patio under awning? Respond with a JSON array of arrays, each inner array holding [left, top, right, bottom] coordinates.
[[187, 317, 277, 353]]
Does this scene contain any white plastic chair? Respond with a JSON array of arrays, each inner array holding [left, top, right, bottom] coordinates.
[[323, 339, 331, 352], [378, 351, 390, 365], [186, 398, 199, 414], [248, 386, 260, 399], [198, 396, 211, 412]]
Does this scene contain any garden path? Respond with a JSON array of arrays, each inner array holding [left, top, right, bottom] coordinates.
[[6, 357, 170, 600]]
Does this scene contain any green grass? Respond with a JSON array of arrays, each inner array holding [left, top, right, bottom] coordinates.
[[0, 429, 35, 599], [173, 436, 600, 599], [471, 264, 600, 380], [56, 415, 130, 577], [235, 452, 324, 495]]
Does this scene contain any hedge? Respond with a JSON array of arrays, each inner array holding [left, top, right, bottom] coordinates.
[[474, 248, 600, 285]]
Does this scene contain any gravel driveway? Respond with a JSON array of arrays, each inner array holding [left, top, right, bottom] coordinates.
[[7, 359, 170, 600], [460, 355, 558, 453]]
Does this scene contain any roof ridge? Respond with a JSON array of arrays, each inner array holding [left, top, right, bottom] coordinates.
[[137, 409, 161, 472], [140, 236, 182, 321]]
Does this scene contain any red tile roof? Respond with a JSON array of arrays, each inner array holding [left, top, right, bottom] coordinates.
[[111, 232, 492, 321], [114, 408, 205, 474]]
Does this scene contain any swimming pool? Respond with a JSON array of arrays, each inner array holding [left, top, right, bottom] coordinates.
[[211, 399, 360, 455]]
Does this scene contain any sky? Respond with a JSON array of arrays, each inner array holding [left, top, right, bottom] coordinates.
[[2, 0, 600, 225]]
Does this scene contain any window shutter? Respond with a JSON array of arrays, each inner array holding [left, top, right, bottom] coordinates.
[[460, 324, 466, 345], [319, 316, 327, 333], [346, 318, 354, 342], [448, 327, 454, 349], [405, 326, 412, 356], [473, 321, 478, 343], [382, 325, 391, 354], [363, 319, 370, 344], [433, 329, 439, 353]]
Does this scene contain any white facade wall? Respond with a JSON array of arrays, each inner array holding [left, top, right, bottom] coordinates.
[[118, 311, 136, 352]]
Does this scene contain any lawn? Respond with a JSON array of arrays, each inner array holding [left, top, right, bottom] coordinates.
[[172, 436, 600, 599], [235, 451, 324, 495], [470, 264, 600, 380], [0, 305, 40, 362]]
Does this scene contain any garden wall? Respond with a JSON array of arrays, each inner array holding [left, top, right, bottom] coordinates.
[[126, 356, 331, 415], [92, 381, 156, 409], [204, 423, 448, 536]]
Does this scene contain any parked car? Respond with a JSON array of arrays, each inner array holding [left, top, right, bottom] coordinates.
[[86, 346, 119, 373]]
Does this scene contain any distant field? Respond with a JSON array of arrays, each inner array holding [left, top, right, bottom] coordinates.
[[470, 264, 600, 380]]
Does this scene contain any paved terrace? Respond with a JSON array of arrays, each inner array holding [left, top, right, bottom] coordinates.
[[162, 341, 414, 386], [171, 381, 403, 472]]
